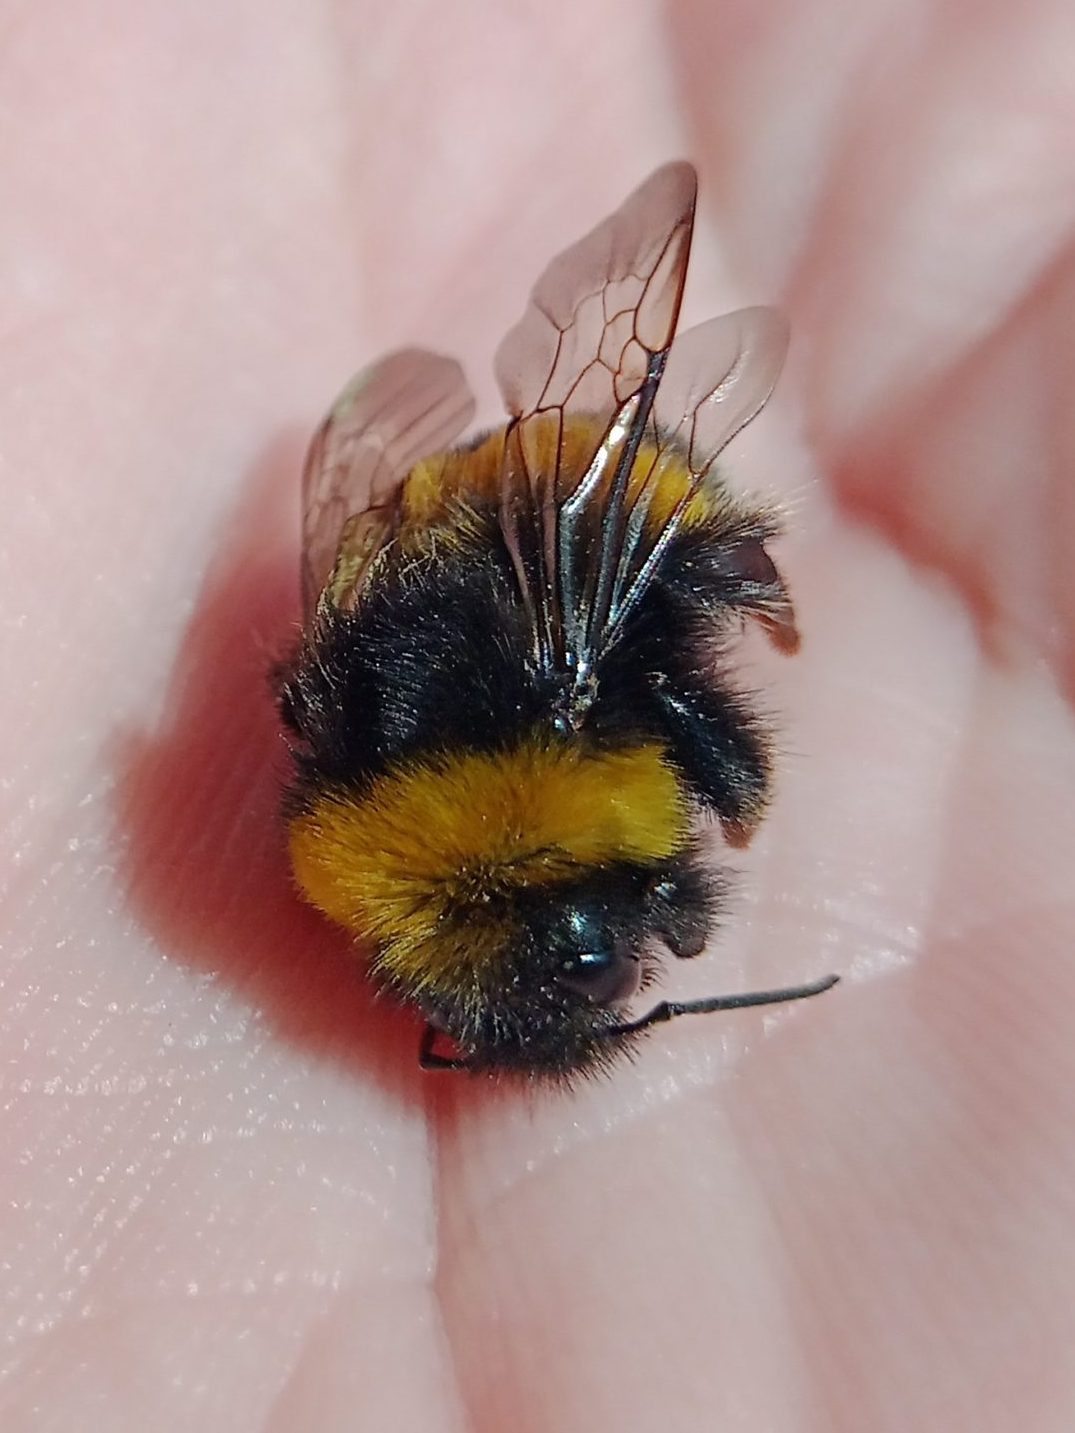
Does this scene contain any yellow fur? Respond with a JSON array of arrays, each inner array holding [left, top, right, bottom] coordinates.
[[289, 737, 689, 994], [400, 413, 725, 541]]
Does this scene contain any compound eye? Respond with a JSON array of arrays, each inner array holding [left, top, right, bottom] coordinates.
[[558, 945, 640, 1006]]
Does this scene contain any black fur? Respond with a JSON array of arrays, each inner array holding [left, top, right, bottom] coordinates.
[[280, 545, 548, 806], [280, 516, 777, 812]]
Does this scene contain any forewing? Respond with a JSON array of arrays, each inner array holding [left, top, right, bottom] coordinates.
[[492, 164, 698, 676], [301, 349, 475, 619], [495, 161, 698, 417]]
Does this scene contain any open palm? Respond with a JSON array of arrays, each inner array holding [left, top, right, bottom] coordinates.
[[4, 5, 1074, 1430]]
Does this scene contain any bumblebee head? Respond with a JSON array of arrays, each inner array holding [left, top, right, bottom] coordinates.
[[417, 850, 728, 1077], [418, 866, 671, 1077]]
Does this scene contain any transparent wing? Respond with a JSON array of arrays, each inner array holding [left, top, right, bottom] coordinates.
[[493, 163, 698, 680], [601, 306, 790, 648], [495, 161, 698, 416], [301, 349, 475, 619]]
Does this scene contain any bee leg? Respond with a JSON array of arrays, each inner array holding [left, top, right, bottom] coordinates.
[[652, 677, 771, 848], [664, 533, 800, 653], [604, 973, 839, 1039], [719, 537, 800, 655], [419, 1023, 471, 1072]]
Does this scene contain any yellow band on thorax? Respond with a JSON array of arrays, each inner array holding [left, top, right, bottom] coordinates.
[[289, 736, 689, 990]]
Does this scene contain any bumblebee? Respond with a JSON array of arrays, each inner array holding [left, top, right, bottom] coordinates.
[[277, 162, 837, 1077]]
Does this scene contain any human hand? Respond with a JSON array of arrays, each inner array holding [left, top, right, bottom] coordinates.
[[4, 4, 1074, 1429]]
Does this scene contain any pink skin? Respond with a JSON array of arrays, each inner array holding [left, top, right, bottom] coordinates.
[[3, 3, 1075, 1429]]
